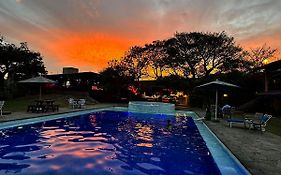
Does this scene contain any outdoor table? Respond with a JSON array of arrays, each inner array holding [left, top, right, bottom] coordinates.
[[27, 100, 45, 113], [73, 99, 84, 108], [43, 100, 58, 112], [27, 100, 58, 113]]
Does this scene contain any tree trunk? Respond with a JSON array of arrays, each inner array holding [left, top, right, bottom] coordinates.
[[0, 73, 5, 89], [0, 73, 6, 99]]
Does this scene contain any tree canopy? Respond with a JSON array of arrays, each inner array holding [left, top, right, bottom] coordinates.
[[166, 32, 245, 78], [0, 36, 47, 92], [103, 31, 273, 81]]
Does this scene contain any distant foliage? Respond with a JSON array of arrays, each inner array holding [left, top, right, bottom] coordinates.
[[245, 44, 278, 70]]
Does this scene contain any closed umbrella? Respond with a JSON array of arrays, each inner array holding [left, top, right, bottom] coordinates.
[[195, 79, 239, 120], [19, 76, 56, 99]]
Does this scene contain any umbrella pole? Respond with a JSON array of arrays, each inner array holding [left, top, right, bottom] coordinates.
[[215, 89, 218, 120]]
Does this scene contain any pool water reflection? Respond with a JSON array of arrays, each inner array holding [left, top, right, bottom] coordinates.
[[0, 111, 221, 175]]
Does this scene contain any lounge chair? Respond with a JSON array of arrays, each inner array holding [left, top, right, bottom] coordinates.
[[0, 101, 4, 116], [226, 118, 248, 128], [68, 98, 78, 109], [247, 114, 272, 132], [78, 99, 86, 108]]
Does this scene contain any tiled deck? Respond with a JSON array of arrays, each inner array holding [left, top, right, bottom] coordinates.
[[193, 109, 281, 175]]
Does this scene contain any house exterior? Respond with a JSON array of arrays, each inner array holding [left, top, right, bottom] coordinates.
[[47, 72, 101, 91]]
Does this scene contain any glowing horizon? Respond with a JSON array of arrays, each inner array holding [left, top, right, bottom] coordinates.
[[1, 0, 281, 74]]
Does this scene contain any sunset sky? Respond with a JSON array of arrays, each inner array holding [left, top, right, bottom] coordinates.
[[1, 0, 281, 74]]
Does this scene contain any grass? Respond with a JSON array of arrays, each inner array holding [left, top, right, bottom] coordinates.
[[267, 117, 281, 136], [3, 91, 97, 112]]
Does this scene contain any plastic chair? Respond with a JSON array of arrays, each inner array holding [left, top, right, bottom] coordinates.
[[248, 114, 272, 132], [78, 99, 86, 108], [68, 98, 77, 109]]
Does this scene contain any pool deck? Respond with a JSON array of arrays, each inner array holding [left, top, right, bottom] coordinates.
[[0, 103, 124, 123], [0, 105, 280, 175], [193, 109, 281, 175]]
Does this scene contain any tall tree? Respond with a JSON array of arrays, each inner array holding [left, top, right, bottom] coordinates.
[[99, 59, 134, 101], [122, 46, 149, 81], [166, 32, 201, 79], [145, 40, 169, 79], [246, 44, 277, 69], [166, 32, 245, 78], [0, 36, 47, 92]]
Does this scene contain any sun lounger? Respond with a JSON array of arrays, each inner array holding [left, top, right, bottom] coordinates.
[[78, 99, 86, 108], [247, 114, 272, 132], [68, 98, 78, 109], [226, 118, 248, 128]]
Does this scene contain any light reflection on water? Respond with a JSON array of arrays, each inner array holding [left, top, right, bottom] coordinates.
[[0, 111, 221, 175]]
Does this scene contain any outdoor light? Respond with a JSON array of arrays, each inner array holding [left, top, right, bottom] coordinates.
[[223, 93, 228, 97]]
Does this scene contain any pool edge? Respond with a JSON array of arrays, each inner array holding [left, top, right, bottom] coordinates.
[[0, 107, 251, 175], [188, 111, 251, 175]]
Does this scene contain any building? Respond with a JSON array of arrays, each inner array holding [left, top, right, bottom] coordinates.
[[260, 60, 281, 92], [47, 72, 101, 91], [240, 60, 281, 116], [62, 67, 79, 74]]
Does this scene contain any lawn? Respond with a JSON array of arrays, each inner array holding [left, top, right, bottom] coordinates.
[[3, 91, 97, 112], [267, 117, 281, 136]]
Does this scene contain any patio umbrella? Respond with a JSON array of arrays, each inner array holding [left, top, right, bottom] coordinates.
[[195, 79, 239, 120], [19, 76, 56, 99]]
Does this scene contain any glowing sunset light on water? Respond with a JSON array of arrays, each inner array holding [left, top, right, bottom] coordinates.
[[1, 0, 281, 73]]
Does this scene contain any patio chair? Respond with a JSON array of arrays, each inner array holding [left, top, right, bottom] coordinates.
[[247, 114, 272, 132], [78, 99, 86, 108], [0, 101, 5, 116], [68, 98, 78, 109], [225, 112, 259, 128], [221, 105, 235, 118]]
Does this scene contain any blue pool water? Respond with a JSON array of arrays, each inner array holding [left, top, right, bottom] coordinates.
[[0, 111, 221, 175]]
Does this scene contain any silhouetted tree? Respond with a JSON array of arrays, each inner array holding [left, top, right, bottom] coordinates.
[[166, 32, 245, 79], [0, 36, 47, 97], [246, 44, 278, 70], [122, 46, 149, 82], [145, 40, 169, 79], [99, 59, 134, 101]]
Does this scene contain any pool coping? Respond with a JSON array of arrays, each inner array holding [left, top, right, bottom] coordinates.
[[0, 107, 113, 129], [181, 111, 251, 175], [0, 107, 251, 175]]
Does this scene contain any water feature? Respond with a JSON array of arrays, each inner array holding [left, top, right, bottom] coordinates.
[[128, 101, 175, 115]]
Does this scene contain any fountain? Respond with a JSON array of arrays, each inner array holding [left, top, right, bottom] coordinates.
[[128, 101, 175, 115]]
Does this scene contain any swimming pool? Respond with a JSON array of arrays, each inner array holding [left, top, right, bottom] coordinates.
[[0, 108, 250, 175]]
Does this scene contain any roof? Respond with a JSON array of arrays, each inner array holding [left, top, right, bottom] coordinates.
[[261, 60, 281, 72], [47, 72, 101, 79]]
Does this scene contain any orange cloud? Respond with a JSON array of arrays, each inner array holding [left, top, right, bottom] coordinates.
[[43, 32, 138, 72], [20, 27, 161, 74]]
